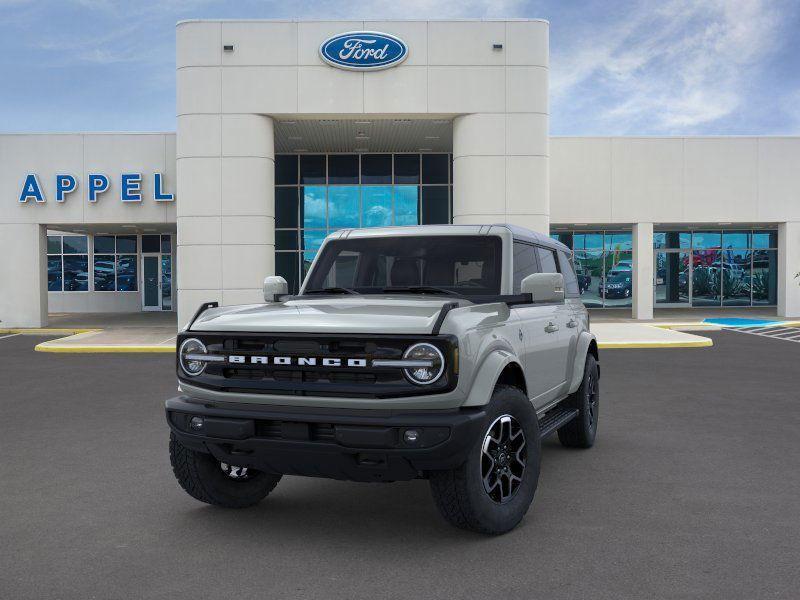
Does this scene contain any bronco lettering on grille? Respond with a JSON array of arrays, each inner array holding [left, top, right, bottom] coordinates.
[[227, 355, 368, 368]]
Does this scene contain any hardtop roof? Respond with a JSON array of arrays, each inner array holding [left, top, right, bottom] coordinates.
[[331, 223, 570, 253]]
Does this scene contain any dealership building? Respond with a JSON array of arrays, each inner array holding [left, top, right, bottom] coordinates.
[[1, 18, 799, 328]]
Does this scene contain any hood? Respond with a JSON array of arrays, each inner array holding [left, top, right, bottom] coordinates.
[[190, 296, 456, 335]]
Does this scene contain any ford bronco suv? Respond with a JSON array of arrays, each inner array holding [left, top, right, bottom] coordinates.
[[166, 225, 599, 534]]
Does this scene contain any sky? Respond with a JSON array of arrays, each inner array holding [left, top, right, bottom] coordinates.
[[0, 0, 798, 135]]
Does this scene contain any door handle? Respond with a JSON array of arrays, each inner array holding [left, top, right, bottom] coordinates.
[[544, 322, 559, 334], [567, 319, 578, 328]]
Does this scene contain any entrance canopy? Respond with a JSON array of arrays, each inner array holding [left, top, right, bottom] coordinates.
[[273, 117, 453, 154]]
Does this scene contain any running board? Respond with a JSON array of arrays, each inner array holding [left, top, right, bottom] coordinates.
[[538, 406, 579, 437]]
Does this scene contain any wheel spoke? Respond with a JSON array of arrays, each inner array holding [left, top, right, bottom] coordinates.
[[480, 413, 527, 504]]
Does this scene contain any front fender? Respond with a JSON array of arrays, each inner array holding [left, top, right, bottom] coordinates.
[[463, 349, 519, 407], [568, 331, 597, 394]]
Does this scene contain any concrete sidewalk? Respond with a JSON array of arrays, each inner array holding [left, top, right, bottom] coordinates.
[[33, 328, 177, 353], [591, 322, 714, 348], [7, 312, 178, 353], [1, 310, 719, 353]]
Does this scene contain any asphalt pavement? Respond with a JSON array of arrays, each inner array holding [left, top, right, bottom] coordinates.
[[1, 332, 798, 600]]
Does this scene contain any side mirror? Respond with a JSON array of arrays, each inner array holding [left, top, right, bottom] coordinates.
[[521, 273, 565, 303], [263, 275, 288, 303]]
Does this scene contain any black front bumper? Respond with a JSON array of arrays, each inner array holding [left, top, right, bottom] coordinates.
[[166, 396, 487, 482]]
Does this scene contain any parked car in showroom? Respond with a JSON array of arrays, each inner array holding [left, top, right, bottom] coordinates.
[[599, 271, 632, 299], [165, 225, 599, 534]]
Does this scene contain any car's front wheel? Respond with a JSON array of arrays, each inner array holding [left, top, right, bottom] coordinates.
[[429, 385, 541, 534], [169, 433, 282, 508]]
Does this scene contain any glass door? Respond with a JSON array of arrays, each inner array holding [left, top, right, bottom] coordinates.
[[655, 251, 690, 307], [142, 255, 161, 311]]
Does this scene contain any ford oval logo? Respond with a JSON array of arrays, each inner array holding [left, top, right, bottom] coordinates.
[[319, 31, 408, 71]]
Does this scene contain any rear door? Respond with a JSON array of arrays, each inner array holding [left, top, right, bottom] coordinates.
[[530, 246, 573, 402], [557, 249, 584, 384], [511, 242, 565, 406]]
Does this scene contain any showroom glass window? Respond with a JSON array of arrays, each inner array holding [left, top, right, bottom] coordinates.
[[653, 229, 777, 307], [550, 231, 632, 308], [275, 153, 453, 293], [47, 235, 89, 292], [94, 235, 138, 292]]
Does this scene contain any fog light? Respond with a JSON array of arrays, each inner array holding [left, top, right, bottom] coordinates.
[[403, 429, 420, 444], [189, 416, 204, 431]]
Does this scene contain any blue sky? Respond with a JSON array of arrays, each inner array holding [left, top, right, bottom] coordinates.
[[1, 0, 798, 135]]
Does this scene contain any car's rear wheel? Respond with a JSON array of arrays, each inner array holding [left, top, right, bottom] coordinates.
[[558, 354, 599, 448], [429, 385, 541, 534], [169, 433, 281, 508]]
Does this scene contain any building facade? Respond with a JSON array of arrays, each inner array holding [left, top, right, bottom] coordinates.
[[1, 19, 798, 328]]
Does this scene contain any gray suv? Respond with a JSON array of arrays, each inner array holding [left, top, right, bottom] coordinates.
[[166, 224, 599, 534]]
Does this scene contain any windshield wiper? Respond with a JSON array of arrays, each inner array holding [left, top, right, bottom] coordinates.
[[381, 286, 460, 296], [303, 287, 360, 295]]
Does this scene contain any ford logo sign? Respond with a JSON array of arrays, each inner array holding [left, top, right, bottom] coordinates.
[[319, 31, 408, 71]]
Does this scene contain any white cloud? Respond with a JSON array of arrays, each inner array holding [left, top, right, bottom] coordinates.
[[277, 0, 528, 19], [551, 0, 792, 133]]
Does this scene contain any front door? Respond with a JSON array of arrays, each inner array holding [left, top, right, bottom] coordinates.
[[142, 255, 161, 311]]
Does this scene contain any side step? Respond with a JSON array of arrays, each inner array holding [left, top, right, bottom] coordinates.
[[538, 405, 579, 438]]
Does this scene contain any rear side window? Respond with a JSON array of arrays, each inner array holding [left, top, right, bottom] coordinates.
[[535, 247, 559, 274], [557, 251, 580, 296], [513, 242, 539, 293]]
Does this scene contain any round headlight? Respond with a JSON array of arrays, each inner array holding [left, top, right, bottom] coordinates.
[[403, 343, 445, 385], [179, 338, 208, 377]]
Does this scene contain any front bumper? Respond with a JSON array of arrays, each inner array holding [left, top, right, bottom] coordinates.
[[601, 287, 630, 298], [166, 396, 487, 482]]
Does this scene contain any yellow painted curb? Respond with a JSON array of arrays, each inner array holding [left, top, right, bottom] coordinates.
[[35, 343, 175, 353], [599, 339, 713, 349], [0, 328, 100, 335], [651, 323, 721, 331]]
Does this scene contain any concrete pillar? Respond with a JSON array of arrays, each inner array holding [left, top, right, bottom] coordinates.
[[0, 224, 47, 327], [632, 222, 654, 320], [452, 113, 549, 234], [778, 221, 800, 318], [176, 114, 275, 327]]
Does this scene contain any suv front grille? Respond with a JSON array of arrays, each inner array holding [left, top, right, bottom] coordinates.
[[178, 332, 457, 399]]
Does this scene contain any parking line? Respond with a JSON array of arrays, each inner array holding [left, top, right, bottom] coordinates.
[[0, 333, 21, 341], [725, 326, 800, 343]]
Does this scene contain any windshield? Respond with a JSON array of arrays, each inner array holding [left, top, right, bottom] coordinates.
[[303, 235, 503, 296]]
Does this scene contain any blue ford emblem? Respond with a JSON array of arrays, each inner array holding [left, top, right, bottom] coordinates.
[[319, 31, 408, 71]]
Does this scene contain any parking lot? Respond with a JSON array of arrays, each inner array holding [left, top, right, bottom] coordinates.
[[1, 331, 798, 600]]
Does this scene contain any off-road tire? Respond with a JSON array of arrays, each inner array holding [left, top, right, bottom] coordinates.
[[169, 433, 281, 508], [429, 385, 541, 535], [558, 354, 599, 448]]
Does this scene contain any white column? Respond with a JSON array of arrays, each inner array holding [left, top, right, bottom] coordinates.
[[177, 114, 275, 327], [452, 113, 549, 234], [632, 222, 654, 320], [0, 224, 47, 327], [778, 222, 800, 318]]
